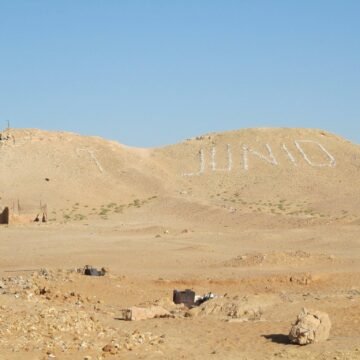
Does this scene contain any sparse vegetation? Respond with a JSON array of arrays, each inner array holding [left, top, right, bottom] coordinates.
[[99, 208, 110, 216], [207, 193, 335, 219], [73, 214, 86, 221]]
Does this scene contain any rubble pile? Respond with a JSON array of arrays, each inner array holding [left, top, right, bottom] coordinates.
[[102, 331, 165, 354], [0, 268, 165, 355], [0, 269, 78, 299], [0, 304, 163, 353], [0, 305, 111, 352]]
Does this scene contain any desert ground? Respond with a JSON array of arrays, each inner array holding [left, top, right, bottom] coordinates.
[[0, 128, 359, 359]]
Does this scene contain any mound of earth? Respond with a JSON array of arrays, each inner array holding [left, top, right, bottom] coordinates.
[[222, 251, 337, 268], [188, 294, 278, 321]]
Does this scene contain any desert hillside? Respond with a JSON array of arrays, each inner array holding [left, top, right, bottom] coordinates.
[[0, 127, 359, 225], [0, 127, 360, 360]]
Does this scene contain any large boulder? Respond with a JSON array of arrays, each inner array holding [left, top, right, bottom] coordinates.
[[289, 308, 331, 345]]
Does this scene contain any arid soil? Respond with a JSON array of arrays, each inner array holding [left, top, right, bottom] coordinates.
[[0, 128, 359, 359]]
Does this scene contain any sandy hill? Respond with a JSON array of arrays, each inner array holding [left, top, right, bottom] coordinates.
[[0, 127, 359, 225]]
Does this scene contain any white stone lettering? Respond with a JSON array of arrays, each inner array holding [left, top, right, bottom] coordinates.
[[243, 144, 278, 171], [282, 143, 297, 166], [211, 144, 233, 172], [76, 148, 104, 173], [242, 145, 249, 171], [295, 140, 336, 167], [182, 149, 205, 176], [181, 140, 336, 175]]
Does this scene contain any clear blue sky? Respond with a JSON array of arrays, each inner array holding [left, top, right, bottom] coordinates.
[[0, 1, 359, 147]]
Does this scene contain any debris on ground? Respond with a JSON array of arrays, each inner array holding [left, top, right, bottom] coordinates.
[[173, 289, 218, 308], [289, 308, 331, 345], [83, 265, 107, 276], [173, 289, 195, 307], [118, 306, 173, 321], [118, 290, 218, 321], [194, 292, 217, 306]]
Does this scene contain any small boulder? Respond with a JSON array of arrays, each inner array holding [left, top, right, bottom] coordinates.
[[102, 344, 118, 354], [289, 308, 331, 345]]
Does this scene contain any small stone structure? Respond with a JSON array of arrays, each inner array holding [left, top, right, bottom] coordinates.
[[0, 207, 9, 224]]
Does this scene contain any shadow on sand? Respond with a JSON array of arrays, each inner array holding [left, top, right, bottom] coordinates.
[[262, 334, 291, 345]]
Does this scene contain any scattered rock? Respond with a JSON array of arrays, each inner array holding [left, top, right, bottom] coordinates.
[[289, 308, 331, 345], [223, 251, 334, 268], [289, 273, 312, 285], [0, 268, 165, 355]]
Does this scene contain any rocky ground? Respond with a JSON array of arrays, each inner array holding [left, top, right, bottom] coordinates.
[[0, 248, 359, 360]]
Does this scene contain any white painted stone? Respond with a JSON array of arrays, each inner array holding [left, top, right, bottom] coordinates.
[[181, 140, 337, 175], [211, 145, 233, 172], [295, 140, 336, 167], [76, 148, 104, 173], [182, 149, 205, 176], [243, 144, 278, 171], [242, 145, 249, 171], [282, 143, 297, 166]]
